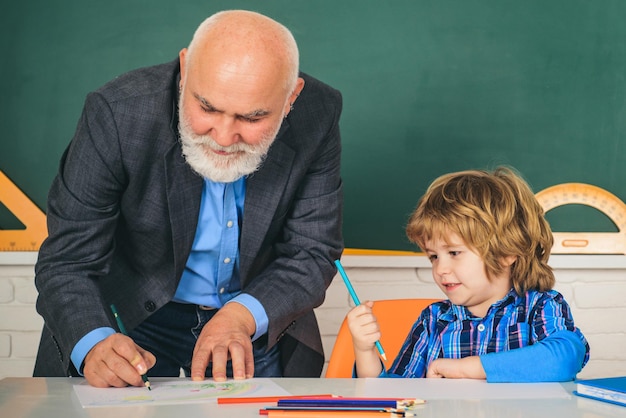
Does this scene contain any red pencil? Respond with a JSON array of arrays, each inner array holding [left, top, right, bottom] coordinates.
[[217, 394, 336, 404]]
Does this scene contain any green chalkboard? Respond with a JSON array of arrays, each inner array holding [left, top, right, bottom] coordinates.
[[2, 0, 626, 251]]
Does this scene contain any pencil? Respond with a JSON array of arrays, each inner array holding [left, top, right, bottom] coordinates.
[[217, 394, 335, 404], [263, 406, 417, 416], [265, 410, 414, 417], [277, 398, 423, 408], [334, 259, 387, 361], [110, 304, 151, 390]]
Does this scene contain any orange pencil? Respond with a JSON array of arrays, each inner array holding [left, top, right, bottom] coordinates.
[[265, 411, 414, 417]]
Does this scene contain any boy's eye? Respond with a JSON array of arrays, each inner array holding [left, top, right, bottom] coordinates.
[[427, 254, 438, 262], [449, 251, 461, 256]]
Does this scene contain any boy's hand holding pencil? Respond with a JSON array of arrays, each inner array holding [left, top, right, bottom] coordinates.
[[346, 301, 383, 356], [335, 259, 387, 361], [335, 259, 389, 378]]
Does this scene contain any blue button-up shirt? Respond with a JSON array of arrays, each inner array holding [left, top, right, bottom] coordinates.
[[71, 177, 268, 372], [173, 177, 268, 339]]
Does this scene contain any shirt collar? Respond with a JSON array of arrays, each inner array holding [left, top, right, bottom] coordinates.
[[439, 288, 519, 322]]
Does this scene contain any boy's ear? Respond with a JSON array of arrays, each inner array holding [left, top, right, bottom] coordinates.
[[502, 255, 517, 267]]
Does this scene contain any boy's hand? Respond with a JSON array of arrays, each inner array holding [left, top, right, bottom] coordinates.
[[426, 356, 486, 379], [346, 300, 385, 377], [346, 301, 381, 353]]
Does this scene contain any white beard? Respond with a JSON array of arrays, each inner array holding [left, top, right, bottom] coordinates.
[[178, 98, 280, 183]]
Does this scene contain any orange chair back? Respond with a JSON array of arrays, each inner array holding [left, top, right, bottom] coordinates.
[[325, 298, 440, 378]]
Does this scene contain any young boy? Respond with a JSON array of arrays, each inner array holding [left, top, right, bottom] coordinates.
[[347, 167, 589, 382]]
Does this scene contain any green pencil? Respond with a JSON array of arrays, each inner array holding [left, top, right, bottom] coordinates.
[[110, 304, 151, 390]]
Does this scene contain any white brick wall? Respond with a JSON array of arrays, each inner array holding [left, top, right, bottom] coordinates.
[[0, 254, 42, 378], [1, 252, 624, 380]]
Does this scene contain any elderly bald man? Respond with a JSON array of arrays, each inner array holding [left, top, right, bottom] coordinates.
[[34, 10, 343, 388]]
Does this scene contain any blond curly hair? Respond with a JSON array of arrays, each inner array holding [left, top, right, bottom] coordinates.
[[406, 167, 554, 294]]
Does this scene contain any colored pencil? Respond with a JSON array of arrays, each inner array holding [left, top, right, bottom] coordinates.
[[265, 410, 415, 417], [263, 406, 417, 413], [277, 398, 422, 408], [110, 304, 151, 390], [334, 259, 387, 361], [217, 394, 335, 404]]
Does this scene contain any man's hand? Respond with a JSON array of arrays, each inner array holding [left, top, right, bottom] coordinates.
[[83, 333, 156, 388], [426, 356, 486, 379], [191, 302, 256, 382]]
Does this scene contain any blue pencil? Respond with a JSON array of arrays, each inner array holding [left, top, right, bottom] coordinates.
[[334, 259, 387, 361], [264, 406, 417, 416], [278, 398, 414, 408]]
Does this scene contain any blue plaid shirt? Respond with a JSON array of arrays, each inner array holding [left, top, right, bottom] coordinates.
[[388, 289, 590, 379]]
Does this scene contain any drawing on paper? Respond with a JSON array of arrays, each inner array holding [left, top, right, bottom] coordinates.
[[73, 378, 290, 408]]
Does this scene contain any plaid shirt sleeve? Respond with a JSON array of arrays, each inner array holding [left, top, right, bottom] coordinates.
[[530, 290, 590, 364], [480, 291, 590, 382]]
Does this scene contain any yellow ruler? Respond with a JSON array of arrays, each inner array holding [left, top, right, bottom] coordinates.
[[535, 183, 626, 254], [0, 170, 47, 251]]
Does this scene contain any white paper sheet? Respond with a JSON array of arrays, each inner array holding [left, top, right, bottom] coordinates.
[[355, 378, 570, 400], [73, 378, 291, 408]]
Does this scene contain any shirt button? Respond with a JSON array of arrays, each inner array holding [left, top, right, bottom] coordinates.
[[219, 287, 225, 294], [224, 257, 231, 264], [226, 220, 234, 228], [477, 324, 486, 332]]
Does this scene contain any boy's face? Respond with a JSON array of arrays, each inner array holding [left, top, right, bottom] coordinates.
[[423, 231, 513, 318]]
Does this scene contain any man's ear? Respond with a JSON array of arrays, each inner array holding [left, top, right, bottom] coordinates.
[[178, 48, 188, 87], [284, 77, 305, 116], [291, 77, 305, 101]]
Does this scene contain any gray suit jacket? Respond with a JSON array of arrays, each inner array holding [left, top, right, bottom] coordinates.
[[33, 59, 343, 377]]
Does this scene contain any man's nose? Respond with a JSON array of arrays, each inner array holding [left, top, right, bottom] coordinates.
[[210, 115, 239, 147]]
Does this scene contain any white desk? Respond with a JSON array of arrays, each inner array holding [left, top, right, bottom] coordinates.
[[1, 377, 625, 417]]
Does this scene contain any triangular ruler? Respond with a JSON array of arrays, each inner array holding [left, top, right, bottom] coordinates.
[[0, 170, 47, 251]]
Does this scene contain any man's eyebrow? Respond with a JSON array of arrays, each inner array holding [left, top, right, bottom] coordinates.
[[241, 108, 272, 119], [193, 92, 271, 119], [194, 93, 220, 112]]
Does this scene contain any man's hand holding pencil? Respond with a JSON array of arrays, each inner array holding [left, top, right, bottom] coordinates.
[[83, 332, 156, 389]]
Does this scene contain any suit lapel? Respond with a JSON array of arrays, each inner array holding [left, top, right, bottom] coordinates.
[[164, 142, 203, 282], [240, 124, 295, 280], [162, 116, 294, 284]]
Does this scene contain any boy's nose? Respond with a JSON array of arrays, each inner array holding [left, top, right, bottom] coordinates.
[[434, 260, 450, 276]]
